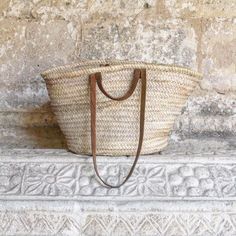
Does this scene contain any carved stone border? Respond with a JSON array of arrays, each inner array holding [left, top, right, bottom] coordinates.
[[1, 209, 236, 236], [0, 149, 236, 200], [0, 149, 236, 235]]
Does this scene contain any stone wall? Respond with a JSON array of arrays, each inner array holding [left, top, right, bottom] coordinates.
[[0, 0, 235, 151]]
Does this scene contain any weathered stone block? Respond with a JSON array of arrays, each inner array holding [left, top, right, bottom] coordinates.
[[0, 19, 79, 149], [88, 0, 156, 15], [173, 92, 236, 138], [0, 19, 27, 84], [80, 15, 198, 68], [200, 18, 236, 93], [0, 0, 10, 17], [2, 0, 157, 21], [165, 0, 236, 18], [2, 0, 86, 21], [165, 0, 200, 18], [25, 20, 77, 72], [198, 0, 236, 18], [0, 19, 78, 110]]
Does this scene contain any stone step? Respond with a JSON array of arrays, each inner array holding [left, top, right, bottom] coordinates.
[[0, 149, 236, 235]]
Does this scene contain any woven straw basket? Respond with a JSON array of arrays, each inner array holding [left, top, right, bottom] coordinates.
[[42, 60, 202, 187], [42, 59, 202, 155]]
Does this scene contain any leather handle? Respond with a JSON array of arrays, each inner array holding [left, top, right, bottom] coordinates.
[[89, 69, 146, 188], [95, 69, 142, 101]]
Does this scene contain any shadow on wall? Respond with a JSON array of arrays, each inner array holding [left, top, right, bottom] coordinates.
[[24, 102, 67, 149], [0, 89, 67, 149]]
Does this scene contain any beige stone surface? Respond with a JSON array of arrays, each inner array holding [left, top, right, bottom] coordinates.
[[166, 0, 236, 18], [200, 18, 236, 93], [198, 0, 236, 18], [0, 19, 77, 110], [0, 0, 235, 149], [80, 15, 198, 68], [174, 92, 236, 137]]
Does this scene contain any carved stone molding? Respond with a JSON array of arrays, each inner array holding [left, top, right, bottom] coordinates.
[[1, 209, 236, 236], [0, 149, 236, 236], [0, 149, 235, 200]]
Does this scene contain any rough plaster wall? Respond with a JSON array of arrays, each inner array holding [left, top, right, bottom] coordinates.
[[0, 0, 235, 151]]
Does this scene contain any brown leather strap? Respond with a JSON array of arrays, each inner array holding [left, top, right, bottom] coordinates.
[[89, 69, 146, 188]]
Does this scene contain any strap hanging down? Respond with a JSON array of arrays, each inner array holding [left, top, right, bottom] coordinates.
[[89, 69, 146, 188]]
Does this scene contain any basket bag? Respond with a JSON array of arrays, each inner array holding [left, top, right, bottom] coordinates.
[[41, 60, 202, 188]]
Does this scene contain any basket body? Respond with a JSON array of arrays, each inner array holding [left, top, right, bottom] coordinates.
[[42, 60, 202, 156]]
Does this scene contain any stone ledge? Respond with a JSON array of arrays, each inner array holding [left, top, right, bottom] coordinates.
[[0, 149, 235, 200], [0, 149, 236, 235]]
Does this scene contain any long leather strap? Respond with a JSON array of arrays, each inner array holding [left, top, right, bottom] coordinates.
[[89, 69, 146, 188]]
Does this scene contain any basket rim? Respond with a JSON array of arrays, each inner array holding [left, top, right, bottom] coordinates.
[[41, 59, 202, 80]]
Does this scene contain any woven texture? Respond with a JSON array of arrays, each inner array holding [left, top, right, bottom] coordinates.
[[41, 60, 202, 156]]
